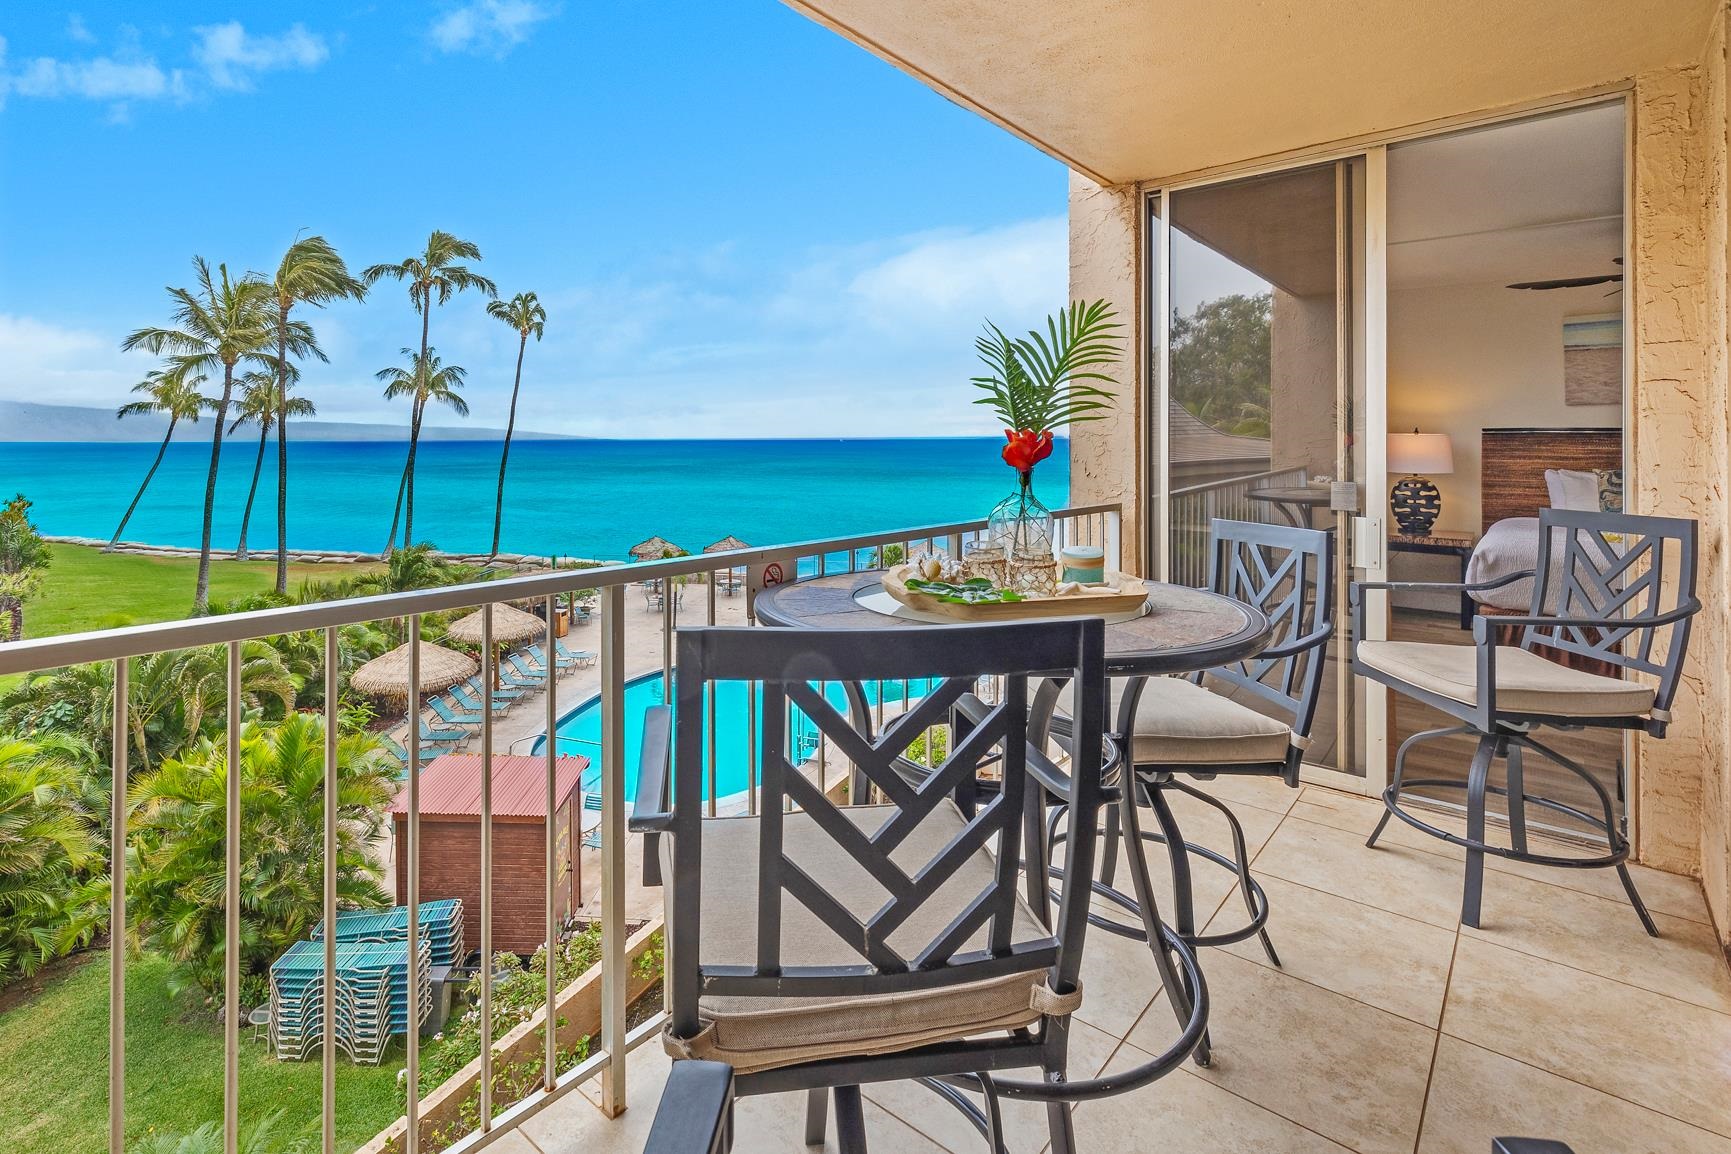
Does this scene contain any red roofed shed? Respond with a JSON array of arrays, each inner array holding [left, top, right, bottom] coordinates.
[[390, 753, 588, 955]]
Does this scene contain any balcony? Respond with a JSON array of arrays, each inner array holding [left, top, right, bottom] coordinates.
[[1, 502, 1725, 1154]]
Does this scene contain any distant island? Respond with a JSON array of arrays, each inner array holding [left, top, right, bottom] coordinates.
[[0, 400, 578, 443]]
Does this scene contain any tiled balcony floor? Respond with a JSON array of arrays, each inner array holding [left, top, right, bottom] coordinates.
[[507, 781, 1731, 1154]]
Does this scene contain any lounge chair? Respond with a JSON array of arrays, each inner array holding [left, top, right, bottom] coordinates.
[[428, 695, 486, 726], [526, 643, 578, 672], [499, 664, 545, 691], [507, 651, 561, 682], [418, 719, 471, 744], [453, 679, 521, 710], [379, 733, 410, 763], [554, 640, 597, 668]]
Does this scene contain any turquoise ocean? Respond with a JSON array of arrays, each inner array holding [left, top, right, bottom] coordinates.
[[0, 438, 1071, 561]]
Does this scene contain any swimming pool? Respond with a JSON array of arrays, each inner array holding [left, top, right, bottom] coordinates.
[[534, 672, 937, 805]]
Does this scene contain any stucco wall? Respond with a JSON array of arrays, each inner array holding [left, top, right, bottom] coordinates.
[[1632, 34, 1731, 937], [1068, 173, 1146, 574]]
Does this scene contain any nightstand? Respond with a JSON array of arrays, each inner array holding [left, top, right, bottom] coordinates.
[[1387, 529, 1479, 628]]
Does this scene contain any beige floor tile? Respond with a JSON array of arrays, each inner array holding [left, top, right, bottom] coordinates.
[[863, 1018, 1118, 1154], [1070, 1042, 1354, 1153], [1296, 785, 1716, 926], [1417, 1035, 1731, 1154], [1190, 772, 1302, 816], [1466, 869, 1731, 1013], [1254, 813, 1470, 929], [1073, 905, 1175, 1037], [532, 1044, 946, 1153], [1205, 873, 1457, 1027], [478, 1132, 541, 1154], [1127, 951, 1435, 1154], [1443, 936, 1731, 1138]]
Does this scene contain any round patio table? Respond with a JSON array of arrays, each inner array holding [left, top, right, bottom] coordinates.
[[753, 571, 1271, 677], [752, 570, 1273, 1107]]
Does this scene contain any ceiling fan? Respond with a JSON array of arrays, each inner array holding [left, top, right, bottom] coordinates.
[[1507, 257, 1623, 292]]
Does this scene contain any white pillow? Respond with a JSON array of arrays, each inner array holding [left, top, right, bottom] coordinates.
[[1544, 468, 1601, 512]]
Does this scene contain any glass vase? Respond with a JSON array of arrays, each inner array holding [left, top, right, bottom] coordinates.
[[986, 470, 1056, 595]]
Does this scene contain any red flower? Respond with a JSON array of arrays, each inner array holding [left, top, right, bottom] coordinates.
[[1001, 427, 1054, 472]]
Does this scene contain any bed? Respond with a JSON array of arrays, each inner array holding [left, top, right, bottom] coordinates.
[[1464, 427, 1622, 671]]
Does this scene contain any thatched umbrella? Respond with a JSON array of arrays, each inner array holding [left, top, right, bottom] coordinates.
[[445, 602, 544, 647], [350, 641, 477, 704], [704, 535, 750, 555], [630, 535, 683, 561]]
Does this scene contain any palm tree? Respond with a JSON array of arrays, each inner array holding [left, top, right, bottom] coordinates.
[[375, 349, 470, 546], [123, 259, 311, 615], [0, 736, 100, 983], [0, 495, 51, 643], [266, 236, 366, 594], [127, 715, 394, 995], [107, 367, 210, 550], [484, 291, 547, 557], [228, 370, 315, 561], [363, 231, 495, 554]]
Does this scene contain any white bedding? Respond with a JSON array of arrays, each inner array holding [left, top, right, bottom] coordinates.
[[1465, 517, 1560, 611]]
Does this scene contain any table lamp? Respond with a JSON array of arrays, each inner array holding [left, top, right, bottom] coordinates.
[[1387, 429, 1453, 536]]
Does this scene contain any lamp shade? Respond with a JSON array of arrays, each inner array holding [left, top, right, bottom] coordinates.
[[1387, 431, 1454, 475]]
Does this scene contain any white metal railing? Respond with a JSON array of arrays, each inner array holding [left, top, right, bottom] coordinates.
[[0, 502, 1120, 1154], [1167, 467, 1306, 587]]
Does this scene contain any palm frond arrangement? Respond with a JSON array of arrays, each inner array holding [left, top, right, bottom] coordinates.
[[971, 299, 1122, 438]]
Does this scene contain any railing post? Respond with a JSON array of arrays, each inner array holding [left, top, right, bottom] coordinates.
[[598, 584, 628, 1118], [544, 596, 559, 1094], [1104, 508, 1123, 575], [322, 629, 339, 1154], [479, 606, 495, 1131], [109, 657, 128, 1154], [224, 641, 241, 1154], [406, 618, 422, 1154]]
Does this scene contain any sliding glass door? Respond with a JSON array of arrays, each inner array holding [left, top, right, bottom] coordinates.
[[1148, 156, 1384, 785]]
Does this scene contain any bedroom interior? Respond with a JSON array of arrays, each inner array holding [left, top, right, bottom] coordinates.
[[1385, 101, 1628, 831]]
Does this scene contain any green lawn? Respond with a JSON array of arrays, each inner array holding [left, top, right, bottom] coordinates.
[[0, 951, 408, 1152], [2, 544, 376, 694]]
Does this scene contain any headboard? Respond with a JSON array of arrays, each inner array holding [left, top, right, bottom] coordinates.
[[1480, 427, 1622, 532]]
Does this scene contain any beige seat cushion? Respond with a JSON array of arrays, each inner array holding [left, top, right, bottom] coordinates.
[[667, 800, 1059, 1074], [1357, 640, 1653, 718], [1047, 676, 1293, 766]]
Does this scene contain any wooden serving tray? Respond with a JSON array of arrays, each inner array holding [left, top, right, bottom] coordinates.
[[881, 565, 1150, 621]]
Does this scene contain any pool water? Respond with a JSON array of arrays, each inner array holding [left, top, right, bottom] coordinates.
[[535, 673, 937, 804]]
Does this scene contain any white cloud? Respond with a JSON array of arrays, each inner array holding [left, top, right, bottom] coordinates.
[[7, 51, 180, 102], [430, 1, 557, 57], [0, 314, 152, 408], [66, 15, 95, 45], [191, 21, 328, 91]]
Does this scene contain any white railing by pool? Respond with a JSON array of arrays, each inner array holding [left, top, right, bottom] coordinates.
[[0, 502, 1119, 1154]]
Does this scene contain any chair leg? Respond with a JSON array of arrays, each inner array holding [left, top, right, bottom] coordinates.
[[1118, 788, 1211, 1067], [1043, 1066, 1077, 1154], [1099, 799, 1122, 889], [804, 1087, 828, 1147], [1461, 736, 1499, 929], [832, 1085, 868, 1153], [1616, 863, 1661, 938], [1223, 800, 1279, 967], [1505, 744, 1529, 855], [1368, 729, 1419, 849], [978, 1073, 1008, 1154]]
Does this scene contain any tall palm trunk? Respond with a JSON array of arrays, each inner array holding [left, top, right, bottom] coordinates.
[[194, 366, 237, 616], [109, 418, 179, 550], [235, 418, 271, 561], [384, 302, 433, 555], [403, 399, 426, 546], [490, 335, 528, 557], [274, 306, 291, 594]]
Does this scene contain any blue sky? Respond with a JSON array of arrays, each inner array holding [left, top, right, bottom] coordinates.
[[0, 3, 1068, 437]]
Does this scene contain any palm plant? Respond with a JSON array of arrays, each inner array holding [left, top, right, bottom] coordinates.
[[376, 348, 470, 546], [123, 259, 308, 615], [0, 643, 296, 768], [363, 231, 496, 554], [228, 370, 315, 561], [127, 714, 394, 995], [128, 1112, 309, 1154], [0, 736, 100, 984], [266, 236, 366, 594], [971, 298, 1122, 472], [0, 495, 51, 643], [108, 367, 211, 550], [485, 291, 547, 557]]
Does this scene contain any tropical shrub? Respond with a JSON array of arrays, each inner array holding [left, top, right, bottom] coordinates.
[[126, 714, 395, 995], [127, 1109, 308, 1154], [0, 735, 101, 985], [0, 494, 52, 643]]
